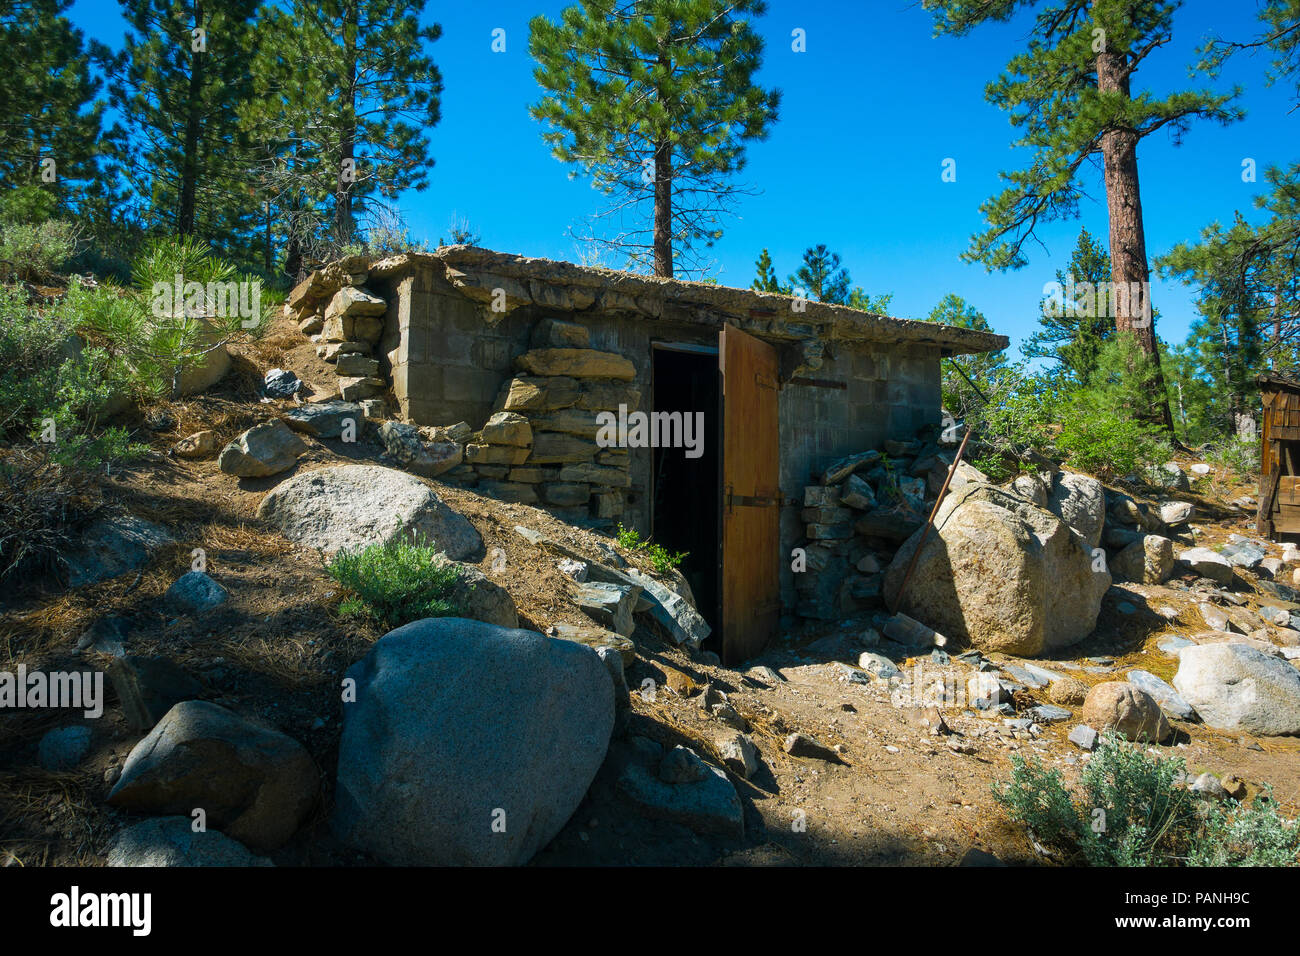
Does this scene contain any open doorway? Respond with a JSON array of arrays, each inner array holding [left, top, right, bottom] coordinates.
[[651, 344, 721, 639]]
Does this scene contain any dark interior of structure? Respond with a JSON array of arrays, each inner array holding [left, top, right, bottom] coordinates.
[[650, 346, 721, 639]]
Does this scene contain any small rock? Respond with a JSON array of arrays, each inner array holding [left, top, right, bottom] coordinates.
[[1049, 676, 1089, 705], [783, 732, 841, 762], [263, 368, 302, 398], [1220, 774, 1247, 800], [857, 651, 899, 680], [38, 725, 92, 770], [218, 420, 307, 478], [1068, 725, 1099, 751], [1190, 772, 1227, 799], [1179, 548, 1234, 585], [1081, 682, 1172, 742], [172, 430, 219, 459], [107, 816, 272, 867], [1028, 704, 1071, 723], [164, 571, 229, 614], [556, 558, 588, 582], [718, 733, 761, 779]]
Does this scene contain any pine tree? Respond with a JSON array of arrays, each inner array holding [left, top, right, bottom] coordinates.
[[1159, 164, 1300, 428], [529, 0, 780, 278], [924, 0, 1242, 432], [847, 288, 893, 314], [1024, 227, 1115, 385], [750, 247, 785, 293], [0, 1, 109, 214], [929, 293, 1006, 415], [105, 0, 260, 257], [1201, 0, 1300, 106], [788, 244, 851, 304], [243, 0, 442, 262]]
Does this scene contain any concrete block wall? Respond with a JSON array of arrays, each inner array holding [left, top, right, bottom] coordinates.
[[776, 342, 942, 607]]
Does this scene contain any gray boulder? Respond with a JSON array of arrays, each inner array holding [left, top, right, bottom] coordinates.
[[1126, 669, 1197, 721], [378, 421, 463, 478], [64, 515, 175, 587], [107, 816, 271, 867], [164, 571, 228, 614], [573, 581, 640, 637], [1179, 547, 1234, 584], [257, 464, 483, 560], [1111, 534, 1174, 584], [108, 701, 320, 851], [332, 618, 614, 865], [443, 562, 518, 628], [281, 401, 364, 439], [882, 482, 1110, 656], [1173, 643, 1300, 736], [39, 725, 92, 770], [1046, 471, 1106, 548], [218, 420, 307, 478]]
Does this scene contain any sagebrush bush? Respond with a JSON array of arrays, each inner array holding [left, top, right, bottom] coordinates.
[[326, 530, 463, 630], [1205, 433, 1258, 482], [0, 219, 79, 281], [993, 734, 1300, 866]]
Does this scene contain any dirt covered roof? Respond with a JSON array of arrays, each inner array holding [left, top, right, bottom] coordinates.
[[356, 246, 1008, 358]]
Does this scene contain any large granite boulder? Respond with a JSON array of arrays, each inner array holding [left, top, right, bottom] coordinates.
[[882, 483, 1110, 656], [107, 701, 319, 851], [218, 420, 307, 478], [1045, 471, 1106, 548], [63, 515, 175, 587], [331, 618, 614, 866], [257, 464, 483, 560], [1173, 643, 1300, 736]]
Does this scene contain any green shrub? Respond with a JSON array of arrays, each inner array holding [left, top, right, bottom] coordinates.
[[614, 522, 687, 575], [0, 185, 59, 227], [1205, 434, 1258, 482], [326, 530, 464, 630], [1056, 403, 1172, 481], [993, 734, 1300, 866], [0, 219, 79, 281], [0, 284, 141, 469]]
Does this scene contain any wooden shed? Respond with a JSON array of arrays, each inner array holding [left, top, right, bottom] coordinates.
[[1256, 374, 1300, 539]]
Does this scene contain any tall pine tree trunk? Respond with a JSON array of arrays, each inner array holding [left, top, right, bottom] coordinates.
[[178, 2, 206, 236], [653, 140, 672, 277], [1096, 48, 1174, 432], [334, 24, 358, 248]]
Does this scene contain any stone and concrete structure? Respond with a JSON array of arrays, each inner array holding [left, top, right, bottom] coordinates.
[[285, 246, 1006, 661]]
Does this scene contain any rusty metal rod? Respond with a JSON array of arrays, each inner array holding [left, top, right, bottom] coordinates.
[[888, 423, 973, 613]]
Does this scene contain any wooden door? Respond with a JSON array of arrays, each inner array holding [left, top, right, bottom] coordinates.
[[719, 324, 781, 664]]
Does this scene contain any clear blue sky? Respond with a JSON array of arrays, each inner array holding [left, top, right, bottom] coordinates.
[[71, 0, 1299, 356]]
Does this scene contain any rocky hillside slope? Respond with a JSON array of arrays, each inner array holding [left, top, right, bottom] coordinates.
[[2, 308, 1298, 868]]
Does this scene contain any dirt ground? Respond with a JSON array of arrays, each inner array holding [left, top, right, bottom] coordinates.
[[2, 324, 1298, 867]]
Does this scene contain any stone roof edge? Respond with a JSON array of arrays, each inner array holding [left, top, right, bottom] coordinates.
[[358, 246, 1008, 356]]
